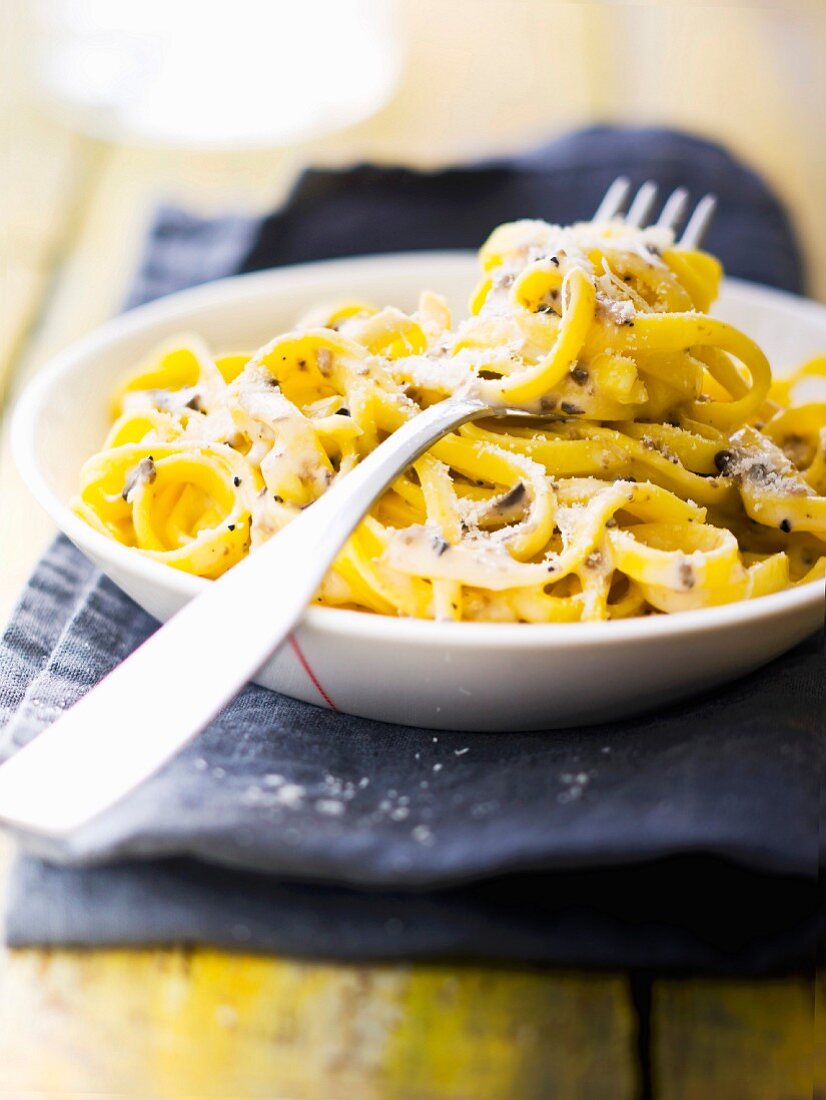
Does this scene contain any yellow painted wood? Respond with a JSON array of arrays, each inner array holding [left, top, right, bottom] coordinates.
[[817, 971, 826, 1096], [0, 950, 637, 1098], [652, 977, 817, 1099]]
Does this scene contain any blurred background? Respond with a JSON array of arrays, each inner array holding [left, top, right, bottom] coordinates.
[[1, 5, 825, 1093], [1, 0, 825, 617]]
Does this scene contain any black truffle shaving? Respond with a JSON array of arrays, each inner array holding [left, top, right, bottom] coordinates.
[[496, 482, 526, 511], [714, 450, 736, 475]]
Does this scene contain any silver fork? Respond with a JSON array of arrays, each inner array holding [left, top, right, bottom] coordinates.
[[0, 181, 716, 842]]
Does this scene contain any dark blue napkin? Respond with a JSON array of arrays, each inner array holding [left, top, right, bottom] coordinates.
[[2, 127, 823, 974]]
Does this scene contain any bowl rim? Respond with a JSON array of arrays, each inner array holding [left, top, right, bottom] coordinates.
[[11, 250, 826, 651]]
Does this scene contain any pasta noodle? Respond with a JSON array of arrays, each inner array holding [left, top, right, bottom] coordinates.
[[73, 218, 826, 622]]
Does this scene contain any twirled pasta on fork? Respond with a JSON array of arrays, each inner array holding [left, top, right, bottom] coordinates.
[[74, 218, 826, 622]]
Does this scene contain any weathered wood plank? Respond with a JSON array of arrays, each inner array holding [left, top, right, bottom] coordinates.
[[816, 971, 826, 1098], [652, 977, 817, 1100], [0, 950, 637, 1098]]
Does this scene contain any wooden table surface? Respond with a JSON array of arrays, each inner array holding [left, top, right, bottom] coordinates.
[[1, 4, 824, 1095]]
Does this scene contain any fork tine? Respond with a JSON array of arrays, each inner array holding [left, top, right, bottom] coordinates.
[[679, 194, 717, 248], [656, 187, 690, 232], [593, 177, 631, 222], [625, 181, 659, 227]]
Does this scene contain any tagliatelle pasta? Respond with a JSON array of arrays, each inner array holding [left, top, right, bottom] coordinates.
[[73, 219, 826, 622]]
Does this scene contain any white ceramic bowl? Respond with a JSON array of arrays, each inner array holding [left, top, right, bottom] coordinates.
[[12, 253, 826, 731]]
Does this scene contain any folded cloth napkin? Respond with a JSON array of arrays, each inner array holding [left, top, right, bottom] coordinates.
[[1, 127, 823, 974]]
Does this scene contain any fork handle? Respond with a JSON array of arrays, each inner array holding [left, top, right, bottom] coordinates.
[[0, 394, 493, 841]]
